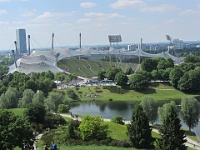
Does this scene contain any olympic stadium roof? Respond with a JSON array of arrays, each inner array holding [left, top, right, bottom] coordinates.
[[8, 47, 184, 75]]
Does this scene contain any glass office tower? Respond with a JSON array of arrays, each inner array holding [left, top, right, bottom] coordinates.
[[16, 29, 27, 54]]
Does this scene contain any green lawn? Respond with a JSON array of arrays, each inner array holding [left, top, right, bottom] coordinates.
[[75, 84, 199, 101], [106, 122, 129, 141], [9, 108, 26, 116]]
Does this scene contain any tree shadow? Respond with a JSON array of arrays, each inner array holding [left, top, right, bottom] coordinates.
[[136, 88, 156, 94], [184, 130, 196, 137]]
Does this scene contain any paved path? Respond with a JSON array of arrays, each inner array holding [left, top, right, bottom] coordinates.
[[60, 113, 200, 150], [33, 133, 43, 150]]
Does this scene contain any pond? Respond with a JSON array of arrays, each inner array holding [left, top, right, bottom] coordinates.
[[70, 100, 200, 139]]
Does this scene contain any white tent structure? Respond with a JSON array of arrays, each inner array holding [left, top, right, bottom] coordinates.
[[9, 47, 184, 75]]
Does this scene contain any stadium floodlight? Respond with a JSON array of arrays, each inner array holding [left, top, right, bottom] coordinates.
[[166, 35, 172, 42], [108, 35, 122, 43]]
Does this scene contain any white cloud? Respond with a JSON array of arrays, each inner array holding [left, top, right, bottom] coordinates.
[[20, 9, 37, 17], [140, 4, 177, 12], [0, 9, 7, 15], [110, 0, 143, 9], [76, 18, 91, 23], [36, 11, 72, 21], [80, 2, 96, 8], [0, 21, 9, 25], [85, 12, 124, 19], [179, 9, 197, 15]]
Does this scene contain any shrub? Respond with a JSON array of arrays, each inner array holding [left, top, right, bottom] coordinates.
[[111, 115, 125, 125], [57, 104, 70, 113]]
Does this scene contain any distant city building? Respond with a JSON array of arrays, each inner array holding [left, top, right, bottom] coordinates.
[[128, 44, 137, 51], [16, 29, 27, 54], [172, 38, 183, 49]]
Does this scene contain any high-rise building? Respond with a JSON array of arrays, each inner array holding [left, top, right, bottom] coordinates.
[[16, 29, 27, 54], [172, 38, 183, 50]]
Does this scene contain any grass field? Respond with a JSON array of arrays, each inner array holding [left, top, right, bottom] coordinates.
[[73, 83, 199, 102]]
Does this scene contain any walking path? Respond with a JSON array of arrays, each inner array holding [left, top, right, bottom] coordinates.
[[60, 113, 200, 150], [33, 133, 43, 150]]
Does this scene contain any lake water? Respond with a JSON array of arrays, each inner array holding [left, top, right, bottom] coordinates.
[[70, 100, 200, 139]]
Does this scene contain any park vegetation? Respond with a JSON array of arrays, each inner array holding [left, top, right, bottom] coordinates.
[[0, 53, 200, 149]]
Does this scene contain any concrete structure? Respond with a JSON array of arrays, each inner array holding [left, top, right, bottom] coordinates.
[[16, 29, 27, 54]]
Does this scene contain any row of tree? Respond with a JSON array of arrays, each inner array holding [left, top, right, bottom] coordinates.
[[141, 55, 200, 92], [0, 87, 74, 113], [128, 101, 187, 149], [140, 96, 200, 131]]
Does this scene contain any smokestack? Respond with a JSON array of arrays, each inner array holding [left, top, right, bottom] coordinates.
[[79, 33, 81, 49], [14, 41, 18, 59], [28, 35, 31, 55], [52, 33, 54, 51], [12, 50, 17, 68]]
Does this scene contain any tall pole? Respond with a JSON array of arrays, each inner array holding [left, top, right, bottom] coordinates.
[[52, 33, 54, 51], [28, 35, 31, 55], [139, 38, 142, 64], [14, 41, 18, 59], [12, 50, 17, 68], [79, 33, 81, 49]]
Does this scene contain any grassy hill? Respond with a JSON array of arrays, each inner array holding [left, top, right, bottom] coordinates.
[[57, 58, 139, 77]]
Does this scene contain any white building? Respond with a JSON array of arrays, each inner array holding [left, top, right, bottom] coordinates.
[[173, 38, 183, 49]]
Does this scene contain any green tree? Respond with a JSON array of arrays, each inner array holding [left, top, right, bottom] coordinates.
[[157, 104, 187, 150], [44, 112, 66, 129], [181, 97, 200, 131], [179, 63, 195, 72], [106, 68, 122, 81], [178, 72, 191, 92], [127, 105, 154, 149], [0, 109, 33, 149], [169, 67, 184, 89], [67, 89, 79, 100], [178, 68, 200, 92], [44, 92, 64, 112], [55, 72, 66, 81], [140, 97, 158, 124], [158, 101, 177, 124], [151, 70, 160, 80], [25, 79, 38, 93], [79, 115, 109, 141], [129, 70, 151, 90], [141, 58, 157, 72], [125, 67, 134, 75], [57, 104, 70, 113], [157, 58, 174, 70], [20, 89, 35, 108], [0, 87, 19, 108], [114, 72, 128, 86], [98, 71, 106, 80], [24, 103, 46, 126], [184, 55, 200, 63], [45, 70, 54, 79], [32, 90, 45, 105], [111, 115, 124, 125]]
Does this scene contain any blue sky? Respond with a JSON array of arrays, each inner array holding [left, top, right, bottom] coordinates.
[[0, 0, 200, 50]]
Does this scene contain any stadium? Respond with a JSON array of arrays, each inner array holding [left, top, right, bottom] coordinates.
[[9, 46, 184, 76]]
